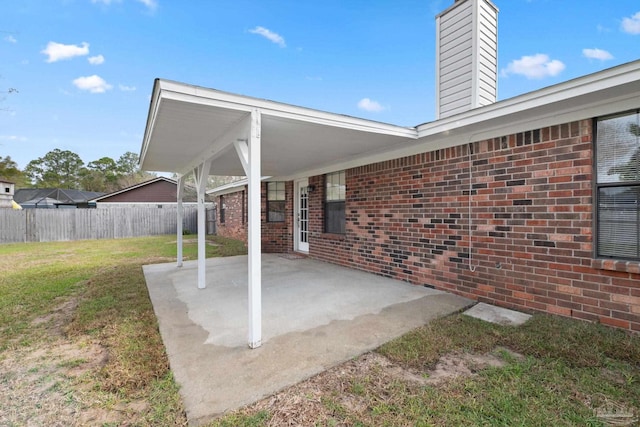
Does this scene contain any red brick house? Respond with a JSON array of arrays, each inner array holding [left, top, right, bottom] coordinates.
[[141, 0, 640, 346]]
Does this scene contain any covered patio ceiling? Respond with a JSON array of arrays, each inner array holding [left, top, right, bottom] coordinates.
[[139, 79, 418, 179]]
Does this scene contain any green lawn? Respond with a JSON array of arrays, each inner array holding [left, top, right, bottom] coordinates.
[[216, 315, 640, 427], [1, 236, 639, 426], [0, 235, 245, 426]]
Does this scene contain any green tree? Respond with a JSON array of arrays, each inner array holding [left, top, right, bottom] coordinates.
[[114, 151, 156, 189], [81, 156, 120, 192], [116, 151, 140, 175], [24, 149, 85, 188], [0, 155, 28, 187], [80, 169, 107, 192]]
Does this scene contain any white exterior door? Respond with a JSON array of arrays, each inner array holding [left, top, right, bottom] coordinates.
[[295, 179, 309, 253]]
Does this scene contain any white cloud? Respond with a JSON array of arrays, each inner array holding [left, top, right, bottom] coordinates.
[[42, 41, 89, 63], [88, 54, 105, 65], [91, 0, 156, 11], [249, 26, 286, 47], [72, 75, 112, 93], [622, 11, 640, 34], [357, 98, 385, 112], [119, 84, 136, 91], [136, 0, 157, 10], [4, 35, 17, 43], [91, 0, 121, 5], [501, 54, 565, 79], [0, 135, 28, 142], [583, 48, 613, 61]]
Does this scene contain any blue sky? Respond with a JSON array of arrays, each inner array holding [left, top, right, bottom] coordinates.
[[1, 0, 639, 170]]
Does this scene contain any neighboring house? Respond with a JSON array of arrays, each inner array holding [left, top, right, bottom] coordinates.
[[90, 176, 213, 208], [141, 0, 640, 340], [0, 179, 15, 209], [13, 188, 104, 209]]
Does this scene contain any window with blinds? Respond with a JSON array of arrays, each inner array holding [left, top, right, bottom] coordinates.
[[266, 181, 286, 222], [325, 171, 346, 234], [596, 110, 640, 259]]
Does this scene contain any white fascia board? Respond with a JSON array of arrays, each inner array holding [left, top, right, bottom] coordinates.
[[156, 79, 417, 138], [207, 179, 248, 197], [139, 79, 164, 170], [207, 176, 274, 197], [277, 61, 640, 181], [418, 59, 640, 139], [262, 108, 418, 138]]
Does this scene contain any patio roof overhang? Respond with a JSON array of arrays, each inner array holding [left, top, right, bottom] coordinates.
[[140, 60, 640, 181], [140, 79, 418, 180], [139, 60, 640, 350]]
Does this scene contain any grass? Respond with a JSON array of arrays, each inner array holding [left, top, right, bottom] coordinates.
[[374, 315, 640, 426], [0, 234, 246, 426], [1, 236, 639, 426], [215, 315, 640, 427]]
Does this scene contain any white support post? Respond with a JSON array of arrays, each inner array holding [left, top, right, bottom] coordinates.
[[247, 109, 262, 349], [177, 174, 185, 268], [194, 159, 212, 289]]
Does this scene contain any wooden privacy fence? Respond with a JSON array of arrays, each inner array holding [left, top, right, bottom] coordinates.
[[0, 207, 202, 243]]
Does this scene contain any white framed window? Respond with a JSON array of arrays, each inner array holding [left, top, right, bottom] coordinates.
[[325, 171, 345, 234], [595, 110, 640, 259], [267, 181, 286, 222]]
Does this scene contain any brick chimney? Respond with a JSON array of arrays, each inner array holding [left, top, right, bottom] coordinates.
[[435, 0, 499, 119]]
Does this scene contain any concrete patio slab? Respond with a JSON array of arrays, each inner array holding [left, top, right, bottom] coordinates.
[[143, 255, 473, 426], [463, 302, 532, 326]]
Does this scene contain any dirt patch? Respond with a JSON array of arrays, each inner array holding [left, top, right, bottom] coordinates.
[[1, 295, 147, 427], [31, 298, 80, 337], [0, 337, 106, 427], [423, 350, 511, 385], [237, 349, 519, 426]]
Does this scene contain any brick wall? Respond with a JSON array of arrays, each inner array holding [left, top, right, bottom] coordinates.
[[262, 181, 294, 253], [216, 191, 246, 242], [308, 120, 640, 332], [215, 182, 294, 253]]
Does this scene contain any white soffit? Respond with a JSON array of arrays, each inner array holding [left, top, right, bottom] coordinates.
[[140, 79, 417, 177], [141, 60, 640, 179]]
